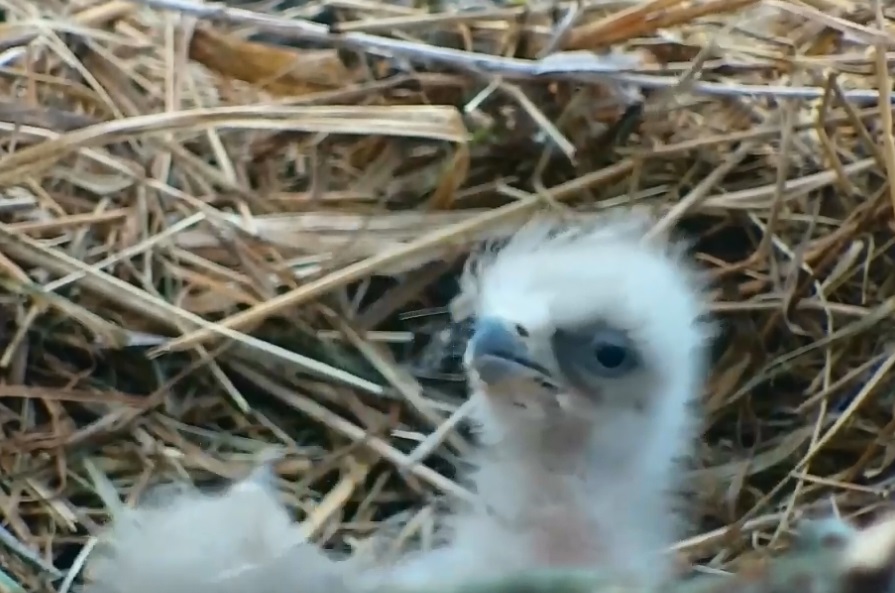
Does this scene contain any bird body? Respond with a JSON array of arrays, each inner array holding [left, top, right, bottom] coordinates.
[[372, 211, 712, 590], [81, 209, 711, 593]]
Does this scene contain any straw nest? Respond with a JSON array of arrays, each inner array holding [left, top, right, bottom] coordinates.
[[0, 0, 894, 590]]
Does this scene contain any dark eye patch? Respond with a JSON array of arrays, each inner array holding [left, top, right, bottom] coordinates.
[[551, 323, 641, 387]]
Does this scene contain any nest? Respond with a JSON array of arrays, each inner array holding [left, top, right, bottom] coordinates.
[[0, 0, 894, 590]]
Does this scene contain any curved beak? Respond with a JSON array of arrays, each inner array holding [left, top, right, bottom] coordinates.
[[467, 318, 551, 385]]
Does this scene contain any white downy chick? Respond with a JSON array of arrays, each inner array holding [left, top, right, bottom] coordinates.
[[83, 466, 352, 593], [367, 210, 712, 591]]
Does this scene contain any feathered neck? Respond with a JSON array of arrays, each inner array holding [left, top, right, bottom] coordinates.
[[474, 400, 599, 474]]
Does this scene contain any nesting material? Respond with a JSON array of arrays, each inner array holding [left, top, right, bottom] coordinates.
[[0, 0, 894, 590]]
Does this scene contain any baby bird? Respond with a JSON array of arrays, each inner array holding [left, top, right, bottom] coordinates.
[[83, 465, 352, 593], [81, 210, 710, 593], [368, 210, 712, 590]]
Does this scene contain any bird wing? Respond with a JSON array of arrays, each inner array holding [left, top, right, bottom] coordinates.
[[84, 468, 351, 593]]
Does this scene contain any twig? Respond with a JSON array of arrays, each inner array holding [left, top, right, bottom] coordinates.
[[0, 522, 62, 579], [124, 0, 893, 104]]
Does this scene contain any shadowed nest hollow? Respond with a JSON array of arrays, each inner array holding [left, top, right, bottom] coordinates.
[[0, 0, 894, 590]]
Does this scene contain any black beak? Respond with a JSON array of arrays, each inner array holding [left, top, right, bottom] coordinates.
[[467, 318, 550, 384]]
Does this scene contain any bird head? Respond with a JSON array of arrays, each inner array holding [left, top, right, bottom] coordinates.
[[453, 211, 712, 446]]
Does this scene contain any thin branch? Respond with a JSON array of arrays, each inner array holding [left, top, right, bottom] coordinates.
[[123, 0, 891, 104]]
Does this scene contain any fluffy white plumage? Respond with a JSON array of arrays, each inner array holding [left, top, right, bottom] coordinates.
[[81, 210, 711, 593], [83, 467, 352, 593], [369, 210, 712, 590]]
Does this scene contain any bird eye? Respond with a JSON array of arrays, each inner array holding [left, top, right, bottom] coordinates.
[[551, 325, 639, 385], [591, 330, 637, 376]]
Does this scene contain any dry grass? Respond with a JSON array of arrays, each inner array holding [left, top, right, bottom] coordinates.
[[0, 0, 894, 590]]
